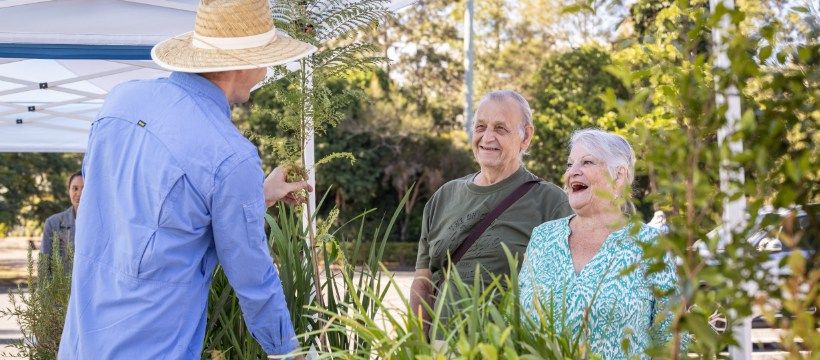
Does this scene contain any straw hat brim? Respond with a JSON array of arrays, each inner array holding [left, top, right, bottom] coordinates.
[[151, 30, 317, 73]]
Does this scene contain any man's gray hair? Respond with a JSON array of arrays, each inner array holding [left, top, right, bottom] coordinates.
[[570, 128, 636, 213], [474, 90, 534, 134]]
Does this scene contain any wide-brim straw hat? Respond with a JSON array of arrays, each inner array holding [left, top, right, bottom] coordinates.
[[151, 0, 317, 73]]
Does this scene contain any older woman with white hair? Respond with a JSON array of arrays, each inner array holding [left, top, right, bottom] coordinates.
[[518, 129, 683, 359]]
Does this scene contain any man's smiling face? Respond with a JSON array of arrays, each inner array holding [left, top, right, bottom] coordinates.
[[470, 98, 530, 172]]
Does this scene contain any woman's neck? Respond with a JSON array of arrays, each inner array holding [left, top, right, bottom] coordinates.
[[572, 208, 627, 232]]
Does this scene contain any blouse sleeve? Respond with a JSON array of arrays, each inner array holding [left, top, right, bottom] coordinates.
[[647, 241, 690, 352], [518, 221, 551, 321]]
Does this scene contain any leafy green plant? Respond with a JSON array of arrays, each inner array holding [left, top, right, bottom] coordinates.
[[251, 0, 390, 173], [1, 236, 72, 360], [203, 187, 411, 358], [596, 0, 817, 357], [244, 0, 392, 308], [527, 45, 630, 184], [204, 191, 577, 359], [311, 246, 588, 359]]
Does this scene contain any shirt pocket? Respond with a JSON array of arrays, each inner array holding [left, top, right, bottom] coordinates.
[[242, 198, 267, 248]]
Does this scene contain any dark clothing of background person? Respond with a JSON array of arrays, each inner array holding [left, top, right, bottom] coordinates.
[[40, 206, 76, 275]]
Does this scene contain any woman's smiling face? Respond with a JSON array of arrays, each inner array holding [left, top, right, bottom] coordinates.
[[564, 144, 618, 215], [69, 175, 84, 210]]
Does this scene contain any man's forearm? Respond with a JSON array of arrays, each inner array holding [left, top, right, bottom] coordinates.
[[409, 280, 432, 322]]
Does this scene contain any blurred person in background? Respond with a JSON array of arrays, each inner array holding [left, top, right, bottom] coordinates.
[[40, 170, 83, 275]]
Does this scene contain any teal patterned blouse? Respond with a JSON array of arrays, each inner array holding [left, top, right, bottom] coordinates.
[[519, 216, 682, 359]]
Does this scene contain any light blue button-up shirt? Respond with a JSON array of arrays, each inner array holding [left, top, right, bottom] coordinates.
[[59, 72, 297, 359]]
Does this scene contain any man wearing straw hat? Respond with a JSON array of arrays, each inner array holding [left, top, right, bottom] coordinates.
[[59, 0, 315, 358]]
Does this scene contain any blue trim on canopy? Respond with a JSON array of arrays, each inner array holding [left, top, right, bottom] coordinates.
[[0, 44, 153, 60]]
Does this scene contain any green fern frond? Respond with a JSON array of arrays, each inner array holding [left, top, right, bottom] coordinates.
[[257, 0, 388, 175], [314, 42, 383, 72], [319, 56, 387, 79], [305, 0, 387, 22], [270, 1, 300, 23], [313, 1, 391, 41], [315, 152, 356, 168]]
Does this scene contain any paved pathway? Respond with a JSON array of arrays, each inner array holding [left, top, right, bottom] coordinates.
[[1, 288, 25, 359], [0, 238, 30, 359]]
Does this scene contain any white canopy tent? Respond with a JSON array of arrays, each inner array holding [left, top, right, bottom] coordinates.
[[0, 0, 418, 254], [0, 0, 198, 152], [0, 0, 415, 153]]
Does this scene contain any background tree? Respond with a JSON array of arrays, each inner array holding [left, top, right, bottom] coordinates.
[[383, 0, 466, 131], [0, 154, 81, 236], [601, 0, 818, 356], [242, 69, 475, 241], [525, 45, 629, 183]]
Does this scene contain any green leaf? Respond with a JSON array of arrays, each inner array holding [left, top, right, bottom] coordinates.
[[561, 4, 594, 15], [758, 46, 772, 61], [798, 46, 813, 62], [784, 159, 799, 182], [659, 85, 678, 99], [776, 51, 787, 64], [503, 347, 519, 360], [478, 343, 499, 360], [683, 314, 719, 349]]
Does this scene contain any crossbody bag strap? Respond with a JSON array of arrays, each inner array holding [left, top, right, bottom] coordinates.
[[448, 178, 542, 266]]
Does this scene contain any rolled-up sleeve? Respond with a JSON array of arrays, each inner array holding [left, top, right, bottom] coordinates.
[[211, 154, 298, 355]]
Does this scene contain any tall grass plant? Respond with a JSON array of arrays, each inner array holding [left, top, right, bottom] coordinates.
[[203, 189, 411, 358], [310, 246, 592, 359], [0, 237, 72, 359]]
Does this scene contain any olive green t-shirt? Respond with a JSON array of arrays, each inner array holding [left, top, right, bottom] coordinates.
[[415, 166, 573, 287]]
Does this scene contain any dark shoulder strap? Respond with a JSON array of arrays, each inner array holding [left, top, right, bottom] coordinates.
[[449, 178, 541, 265]]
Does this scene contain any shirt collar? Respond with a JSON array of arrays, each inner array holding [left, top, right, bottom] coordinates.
[[169, 72, 230, 116], [466, 165, 528, 194]]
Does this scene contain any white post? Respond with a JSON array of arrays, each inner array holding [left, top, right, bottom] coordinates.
[[709, 0, 751, 358], [301, 58, 321, 304], [303, 61, 316, 234], [300, 59, 324, 355], [463, 0, 475, 136]]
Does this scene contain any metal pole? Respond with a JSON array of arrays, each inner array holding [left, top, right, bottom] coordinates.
[[709, 0, 750, 358], [463, 0, 475, 136]]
